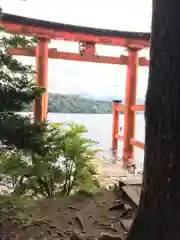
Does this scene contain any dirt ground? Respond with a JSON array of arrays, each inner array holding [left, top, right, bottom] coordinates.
[[1, 156, 141, 240], [13, 190, 127, 240]]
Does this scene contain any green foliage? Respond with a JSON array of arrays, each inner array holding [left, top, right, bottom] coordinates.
[[0, 25, 45, 152], [0, 121, 100, 197], [25, 93, 115, 114], [0, 19, 100, 200], [48, 93, 114, 114], [0, 194, 37, 239], [0, 13, 100, 235], [0, 194, 36, 219], [25, 93, 142, 114]]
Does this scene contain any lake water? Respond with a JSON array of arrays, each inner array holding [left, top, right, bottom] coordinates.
[[47, 113, 145, 170], [22, 112, 145, 169]]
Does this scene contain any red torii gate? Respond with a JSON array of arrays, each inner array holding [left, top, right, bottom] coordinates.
[[1, 13, 149, 162]]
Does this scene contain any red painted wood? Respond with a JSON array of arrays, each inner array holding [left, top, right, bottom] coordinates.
[[8, 48, 149, 66], [112, 101, 121, 150], [34, 38, 48, 121], [123, 49, 139, 162], [3, 21, 149, 48], [2, 16, 148, 153]]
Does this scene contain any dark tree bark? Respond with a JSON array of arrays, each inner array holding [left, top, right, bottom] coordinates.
[[126, 1, 180, 240]]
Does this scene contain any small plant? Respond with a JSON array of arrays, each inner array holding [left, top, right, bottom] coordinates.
[[0, 194, 37, 239], [0, 194, 37, 219], [0, 121, 100, 197], [59, 121, 100, 195]]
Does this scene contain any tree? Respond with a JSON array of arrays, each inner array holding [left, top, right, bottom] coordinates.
[[126, 1, 180, 240], [0, 22, 46, 153]]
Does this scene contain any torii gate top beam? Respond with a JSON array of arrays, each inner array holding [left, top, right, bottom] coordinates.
[[1, 13, 150, 48]]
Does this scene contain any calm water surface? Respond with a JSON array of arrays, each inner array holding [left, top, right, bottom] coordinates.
[[23, 113, 145, 169]]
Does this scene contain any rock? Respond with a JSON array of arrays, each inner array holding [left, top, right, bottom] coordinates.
[[70, 232, 86, 240], [108, 200, 125, 211], [98, 233, 123, 240]]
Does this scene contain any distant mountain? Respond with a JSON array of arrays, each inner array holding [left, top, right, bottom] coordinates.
[[78, 92, 117, 101], [77, 92, 145, 104], [24, 92, 145, 114], [47, 93, 113, 114]]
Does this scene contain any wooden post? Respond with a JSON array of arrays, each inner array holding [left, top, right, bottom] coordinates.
[[112, 100, 121, 150], [34, 38, 48, 121], [123, 48, 139, 163]]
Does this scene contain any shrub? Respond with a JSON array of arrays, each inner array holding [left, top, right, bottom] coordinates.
[[0, 121, 100, 197]]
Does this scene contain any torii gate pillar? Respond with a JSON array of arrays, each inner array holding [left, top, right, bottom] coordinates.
[[123, 48, 139, 163], [34, 38, 49, 121]]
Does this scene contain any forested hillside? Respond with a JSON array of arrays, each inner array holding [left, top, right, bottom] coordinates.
[[48, 93, 113, 113], [24, 93, 114, 113], [24, 93, 144, 114]]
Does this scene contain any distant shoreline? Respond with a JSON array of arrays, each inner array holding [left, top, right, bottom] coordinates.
[[21, 112, 144, 115], [23, 93, 145, 114]]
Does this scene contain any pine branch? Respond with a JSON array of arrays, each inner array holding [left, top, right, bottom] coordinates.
[[0, 22, 46, 152]]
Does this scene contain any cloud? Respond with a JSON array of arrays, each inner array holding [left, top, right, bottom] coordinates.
[[1, 0, 152, 99]]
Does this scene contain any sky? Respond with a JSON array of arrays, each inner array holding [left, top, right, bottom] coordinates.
[[1, 0, 152, 100]]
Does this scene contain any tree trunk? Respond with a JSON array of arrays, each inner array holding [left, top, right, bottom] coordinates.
[[126, 1, 180, 240]]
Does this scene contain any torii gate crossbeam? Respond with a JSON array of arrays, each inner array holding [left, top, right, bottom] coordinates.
[[1, 12, 150, 163]]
